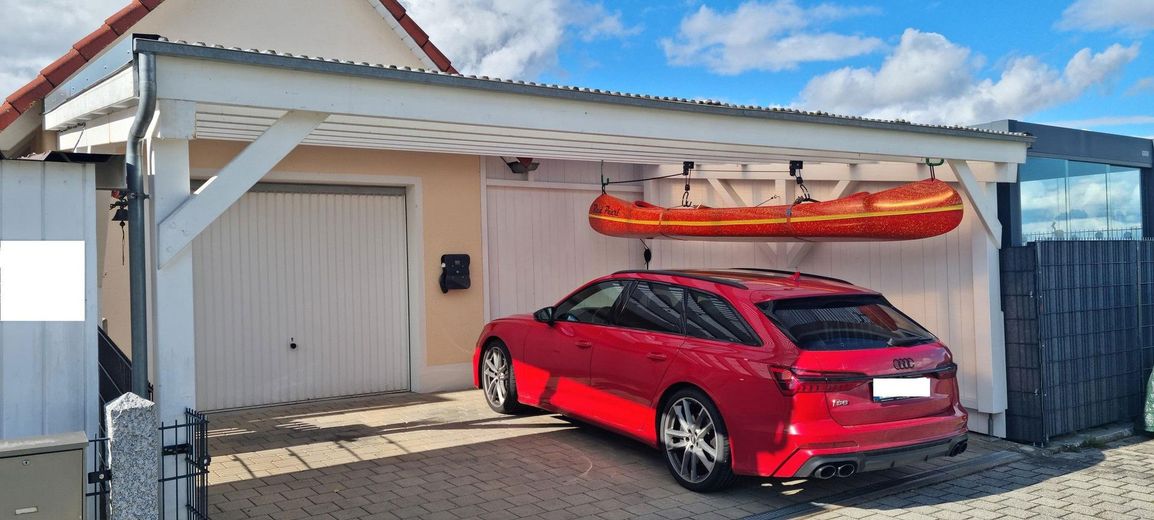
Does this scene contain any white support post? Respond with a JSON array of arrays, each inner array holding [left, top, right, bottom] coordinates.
[[947, 159, 1002, 249], [149, 136, 195, 425], [970, 195, 1009, 435], [156, 110, 328, 267], [147, 101, 199, 520]]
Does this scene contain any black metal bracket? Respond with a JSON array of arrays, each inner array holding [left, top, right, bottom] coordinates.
[[789, 160, 804, 182], [88, 469, 112, 484], [162, 443, 192, 456]]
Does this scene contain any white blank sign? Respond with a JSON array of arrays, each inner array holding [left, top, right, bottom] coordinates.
[[0, 241, 85, 321], [873, 377, 931, 400]]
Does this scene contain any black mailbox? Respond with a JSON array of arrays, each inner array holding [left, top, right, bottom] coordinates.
[[439, 254, 470, 293]]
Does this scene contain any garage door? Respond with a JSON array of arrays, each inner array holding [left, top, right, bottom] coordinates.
[[193, 184, 409, 410]]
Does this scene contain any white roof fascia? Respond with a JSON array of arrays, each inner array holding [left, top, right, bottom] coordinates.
[[44, 68, 136, 132], [135, 40, 1032, 168]]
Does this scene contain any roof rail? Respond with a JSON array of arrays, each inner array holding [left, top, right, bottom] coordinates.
[[729, 268, 852, 285], [612, 269, 748, 289]]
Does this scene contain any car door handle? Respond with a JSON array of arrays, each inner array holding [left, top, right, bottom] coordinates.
[[575, 340, 593, 349], [646, 352, 668, 361]]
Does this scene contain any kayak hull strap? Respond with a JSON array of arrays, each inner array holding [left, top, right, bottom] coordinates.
[[589, 179, 964, 241]]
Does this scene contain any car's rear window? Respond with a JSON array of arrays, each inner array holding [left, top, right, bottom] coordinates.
[[757, 295, 935, 350]]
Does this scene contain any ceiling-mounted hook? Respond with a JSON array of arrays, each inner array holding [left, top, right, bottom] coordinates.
[[924, 158, 944, 180]]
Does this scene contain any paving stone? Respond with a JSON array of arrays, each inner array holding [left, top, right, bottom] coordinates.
[[203, 390, 1154, 520]]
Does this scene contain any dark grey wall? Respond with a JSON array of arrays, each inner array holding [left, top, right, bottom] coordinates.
[[977, 120, 1153, 168]]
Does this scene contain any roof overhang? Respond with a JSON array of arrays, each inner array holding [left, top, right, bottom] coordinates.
[[46, 38, 1033, 168]]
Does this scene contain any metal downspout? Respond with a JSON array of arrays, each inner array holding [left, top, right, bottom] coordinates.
[[126, 43, 157, 397]]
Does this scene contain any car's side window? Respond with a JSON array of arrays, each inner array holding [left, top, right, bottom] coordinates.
[[554, 281, 626, 325], [684, 290, 760, 346], [615, 281, 685, 334]]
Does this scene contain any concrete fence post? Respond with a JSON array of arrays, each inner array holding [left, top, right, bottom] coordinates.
[[105, 392, 159, 520]]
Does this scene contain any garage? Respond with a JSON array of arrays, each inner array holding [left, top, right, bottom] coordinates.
[[193, 183, 410, 410]]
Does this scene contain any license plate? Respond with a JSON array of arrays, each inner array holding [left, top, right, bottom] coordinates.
[[873, 377, 930, 400]]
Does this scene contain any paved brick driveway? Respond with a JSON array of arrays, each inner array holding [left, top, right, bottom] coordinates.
[[205, 390, 1007, 520], [803, 435, 1154, 519]]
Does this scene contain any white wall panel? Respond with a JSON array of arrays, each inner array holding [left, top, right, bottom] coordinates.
[[0, 160, 98, 438], [486, 183, 644, 319], [194, 189, 409, 409]]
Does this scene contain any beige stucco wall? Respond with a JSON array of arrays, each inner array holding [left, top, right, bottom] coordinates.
[[188, 140, 484, 368], [128, 0, 427, 70]]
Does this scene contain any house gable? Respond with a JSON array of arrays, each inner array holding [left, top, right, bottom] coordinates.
[[0, 0, 454, 147]]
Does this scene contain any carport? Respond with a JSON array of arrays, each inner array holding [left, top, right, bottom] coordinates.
[[44, 37, 1031, 434]]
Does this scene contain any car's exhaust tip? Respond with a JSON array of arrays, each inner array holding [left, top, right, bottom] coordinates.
[[949, 441, 968, 457], [836, 463, 856, 478], [813, 464, 837, 479]]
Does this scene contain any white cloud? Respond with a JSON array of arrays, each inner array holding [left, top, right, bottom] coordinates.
[[796, 29, 1140, 125], [1128, 77, 1154, 95], [1056, 0, 1154, 35], [660, 0, 884, 75], [0, 0, 126, 96], [398, 0, 640, 79]]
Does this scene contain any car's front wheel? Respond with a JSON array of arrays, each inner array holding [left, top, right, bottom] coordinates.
[[480, 340, 525, 414], [659, 388, 736, 492]]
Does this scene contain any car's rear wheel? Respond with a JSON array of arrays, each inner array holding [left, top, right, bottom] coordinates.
[[659, 388, 736, 492], [481, 341, 526, 414]]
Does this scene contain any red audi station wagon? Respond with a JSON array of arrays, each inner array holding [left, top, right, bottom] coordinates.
[[473, 269, 968, 491]]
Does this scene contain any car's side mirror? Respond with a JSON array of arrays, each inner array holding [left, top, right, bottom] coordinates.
[[533, 306, 555, 325]]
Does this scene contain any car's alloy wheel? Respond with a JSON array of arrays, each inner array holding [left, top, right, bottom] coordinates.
[[480, 341, 524, 414], [660, 389, 735, 491]]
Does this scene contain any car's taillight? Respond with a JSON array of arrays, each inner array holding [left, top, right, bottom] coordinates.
[[770, 367, 868, 395], [931, 362, 957, 379]]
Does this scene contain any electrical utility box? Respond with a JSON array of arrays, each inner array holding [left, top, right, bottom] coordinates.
[[0, 431, 87, 519]]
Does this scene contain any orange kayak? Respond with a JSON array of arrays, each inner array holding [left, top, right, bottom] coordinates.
[[589, 179, 963, 241]]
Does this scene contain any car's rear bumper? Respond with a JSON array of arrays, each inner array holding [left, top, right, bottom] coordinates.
[[733, 403, 968, 478], [788, 433, 968, 478]]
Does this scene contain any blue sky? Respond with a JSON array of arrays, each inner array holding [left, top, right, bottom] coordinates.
[[5, 0, 1152, 138], [402, 0, 1154, 138]]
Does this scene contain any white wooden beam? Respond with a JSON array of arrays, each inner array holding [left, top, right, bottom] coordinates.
[[156, 110, 327, 267], [947, 159, 1002, 249], [708, 177, 778, 258], [43, 67, 135, 131]]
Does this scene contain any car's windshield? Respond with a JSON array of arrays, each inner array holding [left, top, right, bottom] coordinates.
[[758, 295, 935, 350]]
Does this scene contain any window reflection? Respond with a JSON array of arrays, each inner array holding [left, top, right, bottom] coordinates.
[[1018, 158, 1143, 244]]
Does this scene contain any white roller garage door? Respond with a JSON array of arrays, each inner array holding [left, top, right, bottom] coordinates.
[[193, 184, 409, 410]]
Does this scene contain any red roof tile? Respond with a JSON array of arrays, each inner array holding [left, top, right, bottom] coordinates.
[[421, 41, 452, 73], [105, 2, 150, 35], [41, 50, 86, 87], [74, 25, 119, 60], [0, 102, 20, 130], [7, 78, 52, 112], [379, 0, 407, 19], [397, 15, 429, 47], [0, 0, 456, 135]]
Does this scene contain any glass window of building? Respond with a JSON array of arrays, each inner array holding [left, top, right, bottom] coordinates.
[[1018, 157, 1143, 244]]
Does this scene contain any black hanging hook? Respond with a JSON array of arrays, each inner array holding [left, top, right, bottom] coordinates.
[[789, 160, 817, 204], [681, 161, 695, 207]]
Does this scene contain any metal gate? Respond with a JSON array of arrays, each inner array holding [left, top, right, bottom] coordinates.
[[86, 409, 211, 519]]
